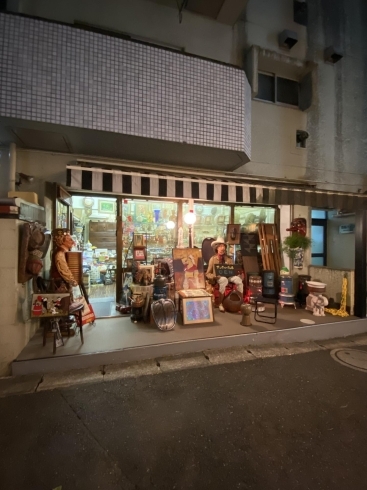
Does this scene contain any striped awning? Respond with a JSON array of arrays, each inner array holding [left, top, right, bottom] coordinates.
[[66, 165, 367, 210]]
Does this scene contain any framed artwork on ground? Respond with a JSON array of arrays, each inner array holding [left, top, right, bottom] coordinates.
[[181, 296, 214, 325], [172, 248, 205, 291]]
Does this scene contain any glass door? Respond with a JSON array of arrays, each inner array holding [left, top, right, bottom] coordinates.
[[72, 195, 118, 318]]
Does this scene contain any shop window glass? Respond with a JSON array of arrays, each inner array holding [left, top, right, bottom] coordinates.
[[122, 199, 178, 264], [182, 203, 231, 248], [234, 206, 276, 233]]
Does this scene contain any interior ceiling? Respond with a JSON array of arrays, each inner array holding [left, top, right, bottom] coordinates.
[[0, 118, 249, 172]]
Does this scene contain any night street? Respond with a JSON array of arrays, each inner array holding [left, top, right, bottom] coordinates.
[[1, 346, 367, 490]]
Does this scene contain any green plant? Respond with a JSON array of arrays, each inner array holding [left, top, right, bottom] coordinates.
[[282, 232, 312, 259]]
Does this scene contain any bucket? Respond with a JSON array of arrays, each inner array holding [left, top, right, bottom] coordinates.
[[280, 276, 293, 295], [262, 270, 276, 297], [306, 281, 326, 294]]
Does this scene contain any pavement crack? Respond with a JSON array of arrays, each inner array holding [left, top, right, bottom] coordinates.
[[34, 375, 44, 392], [58, 391, 135, 489]]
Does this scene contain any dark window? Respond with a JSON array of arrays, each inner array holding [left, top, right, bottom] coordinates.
[[257, 73, 275, 102], [277, 77, 299, 106]]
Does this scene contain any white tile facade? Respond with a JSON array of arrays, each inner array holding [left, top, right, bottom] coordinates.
[[0, 13, 251, 156]]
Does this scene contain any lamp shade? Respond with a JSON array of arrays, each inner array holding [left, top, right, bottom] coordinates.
[[184, 210, 196, 225], [166, 220, 176, 230]]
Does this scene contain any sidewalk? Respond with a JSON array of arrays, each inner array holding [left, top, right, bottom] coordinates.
[[2, 332, 367, 398]]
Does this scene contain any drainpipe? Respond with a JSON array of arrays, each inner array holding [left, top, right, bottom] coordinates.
[[8, 143, 17, 193]]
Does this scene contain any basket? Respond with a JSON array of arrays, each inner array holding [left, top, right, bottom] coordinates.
[[130, 294, 145, 308]]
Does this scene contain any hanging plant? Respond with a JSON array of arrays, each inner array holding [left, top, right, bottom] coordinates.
[[282, 232, 312, 259]]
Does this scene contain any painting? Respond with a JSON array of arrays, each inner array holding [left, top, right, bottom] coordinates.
[[133, 234, 145, 247], [138, 265, 154, 284], [172, 248, 205, 291], [226, 224, 241, 245], [98, 200, 116, 214], [133, 248, 146, 261], [182, 296, 214, 325], [31, 293, 70, 318]]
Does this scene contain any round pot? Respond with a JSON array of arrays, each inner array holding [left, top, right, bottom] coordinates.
[[306, 281, 326, 294], [154, 274, 166, 288]]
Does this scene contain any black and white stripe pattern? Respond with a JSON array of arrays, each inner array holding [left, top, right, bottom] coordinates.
[[66, 166, 367, 210]]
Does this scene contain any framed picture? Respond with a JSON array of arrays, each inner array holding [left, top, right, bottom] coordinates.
[[133, 248, 146, 261], [181, 296, 214, 325], [31, 293, 70, 318], [226, 224, 241, 245], [172, 248, 205, 291], [204, 216, 212, 225], [98, 200, 116, 214], [133, 234, 145, 247], [125, 258, 133, 270], [139, 265, 155, 283]]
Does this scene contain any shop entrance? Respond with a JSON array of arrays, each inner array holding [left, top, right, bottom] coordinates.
[[72, 195, 118, 318]]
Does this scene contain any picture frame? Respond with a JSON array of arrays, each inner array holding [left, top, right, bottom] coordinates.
[[133, 234, 145, 247], [172, 248, 205, 291], [226, 224, 241, 244], [125, 258, 133, 270], [181, 296, 214, 325], [31, 293, 71, 318], [98, 200, 116, 214], [204, 216, 212, 225], [139, 265, 155, 283], [133, 247, 146, 261]]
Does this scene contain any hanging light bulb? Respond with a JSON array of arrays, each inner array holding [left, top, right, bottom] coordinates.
[[184, 210, 196, 225], [166, 220, 176, 230]]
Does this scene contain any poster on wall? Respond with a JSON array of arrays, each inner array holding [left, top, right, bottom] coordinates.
[[172, 248, 205, 291]]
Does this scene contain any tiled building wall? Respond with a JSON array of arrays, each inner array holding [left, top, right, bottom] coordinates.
[[0, 13, 251, 156]]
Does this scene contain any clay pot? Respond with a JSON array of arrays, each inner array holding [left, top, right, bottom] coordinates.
[[223, 290, 243, 313]]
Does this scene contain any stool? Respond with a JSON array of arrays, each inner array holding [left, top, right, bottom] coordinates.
[[42, 302, 84, 354], [254, 296, 277, 324], [68, 302, 84, 344]]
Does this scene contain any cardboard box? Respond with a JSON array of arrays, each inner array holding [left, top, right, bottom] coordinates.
[[8, 191, 39, 205]]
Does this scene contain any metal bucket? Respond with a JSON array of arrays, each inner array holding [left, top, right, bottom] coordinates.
[[280, 276, 293, 295]]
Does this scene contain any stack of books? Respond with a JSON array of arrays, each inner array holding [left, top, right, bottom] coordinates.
[[0, 198, 19, 218]]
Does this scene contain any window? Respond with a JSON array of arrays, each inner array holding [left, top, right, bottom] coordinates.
[[256, 73, 300, 107]]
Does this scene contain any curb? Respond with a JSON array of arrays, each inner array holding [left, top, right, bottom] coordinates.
[[1, 333, 367, 397]]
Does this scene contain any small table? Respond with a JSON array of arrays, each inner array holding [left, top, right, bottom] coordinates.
[[254, 296, 277, 324]]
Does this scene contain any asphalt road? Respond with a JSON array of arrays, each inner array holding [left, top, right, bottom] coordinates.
[[1, 348, 367, 490]]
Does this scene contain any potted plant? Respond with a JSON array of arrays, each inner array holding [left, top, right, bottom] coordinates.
[[282, 232, 312, 259]]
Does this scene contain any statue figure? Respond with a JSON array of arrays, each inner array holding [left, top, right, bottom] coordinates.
[[51, 228, 78, 292]]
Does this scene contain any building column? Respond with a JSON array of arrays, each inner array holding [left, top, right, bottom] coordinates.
[[354, 210, 366, 318]]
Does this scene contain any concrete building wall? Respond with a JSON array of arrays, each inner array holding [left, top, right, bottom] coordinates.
[[9, 0, 237, 64], [305, 0, 367, 193], [0, 219, 36, 376]]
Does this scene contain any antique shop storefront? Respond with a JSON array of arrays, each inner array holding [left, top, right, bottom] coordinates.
[[10, 161, 367, 375]]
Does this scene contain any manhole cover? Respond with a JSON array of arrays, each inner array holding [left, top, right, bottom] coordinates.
[[300, 319, 315, 325], [330, 348, 367, 373]]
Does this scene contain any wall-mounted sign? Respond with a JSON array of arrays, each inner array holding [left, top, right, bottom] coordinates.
[[339, 224, 355, 234]]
